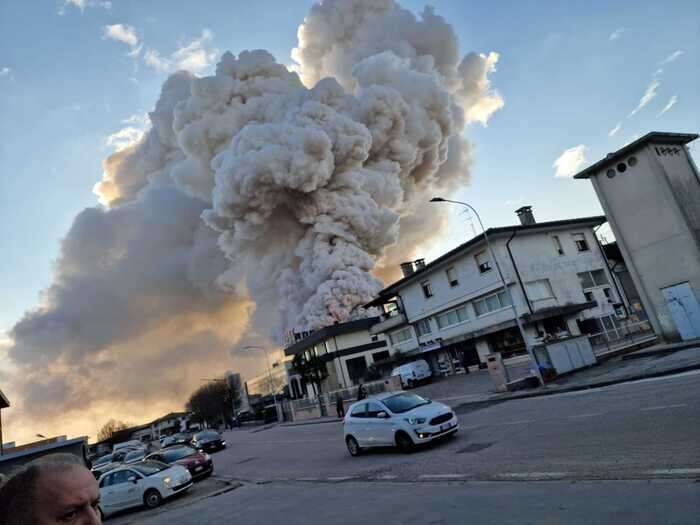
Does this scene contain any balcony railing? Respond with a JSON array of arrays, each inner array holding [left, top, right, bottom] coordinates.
[[370, 311, 407, 335]]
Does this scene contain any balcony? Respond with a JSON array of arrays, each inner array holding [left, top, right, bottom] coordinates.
[[370, 311, 407, 335]]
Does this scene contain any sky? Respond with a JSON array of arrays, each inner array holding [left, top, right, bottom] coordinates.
[[0, 0, 698, 444]]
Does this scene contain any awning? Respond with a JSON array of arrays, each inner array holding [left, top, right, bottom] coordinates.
[[521, 302, 595, 324]]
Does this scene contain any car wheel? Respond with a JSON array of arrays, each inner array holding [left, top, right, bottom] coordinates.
[[395, 431, 415, 454], [143, 489, 162, 509], [346, 436, 362, 457]]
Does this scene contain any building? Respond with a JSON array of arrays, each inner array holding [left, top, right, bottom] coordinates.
[[602, 241, 648, 322], [245, 360, 290, 400], [283, 318, 390, 394], [0, 388, 8, 457], [365, 208, 623, 373], [574, 131, 700, 342], [0, 436, 89, 476]]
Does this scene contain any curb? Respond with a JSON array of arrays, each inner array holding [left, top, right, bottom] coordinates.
[[622, 342, 700, 361], [453, 362, 700, 412], [280, 418, 342, 428]]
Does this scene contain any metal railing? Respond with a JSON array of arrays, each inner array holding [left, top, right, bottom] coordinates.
[[588, 319, 656, 356]]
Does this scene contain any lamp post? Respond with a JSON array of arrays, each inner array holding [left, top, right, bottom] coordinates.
[[430, 197, 544, 385], [242, 345, 280, 420]]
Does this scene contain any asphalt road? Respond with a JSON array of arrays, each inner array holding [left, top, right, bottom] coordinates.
[[109, 370, 700, 523]]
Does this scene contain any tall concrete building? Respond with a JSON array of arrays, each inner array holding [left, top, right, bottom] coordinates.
[[574, 131, 700, 342]]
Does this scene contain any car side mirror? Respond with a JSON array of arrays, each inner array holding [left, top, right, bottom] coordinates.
[[128, 476, 138, 484], [377, 411, 389, 419]]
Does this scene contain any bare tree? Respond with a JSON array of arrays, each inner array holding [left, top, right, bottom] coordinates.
[[97, 419, 131, 442]]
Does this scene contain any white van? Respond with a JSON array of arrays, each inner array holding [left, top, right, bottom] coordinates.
[[391, 359, 432, 388]]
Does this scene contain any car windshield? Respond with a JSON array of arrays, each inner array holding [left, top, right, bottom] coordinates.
[[124, 450, 145, 461], [162, 446, 196, 462], [131, 461, 169, 476], [94, 454, 113, 466], [382, 393, 431, 414], [194, 431, 218, 441]]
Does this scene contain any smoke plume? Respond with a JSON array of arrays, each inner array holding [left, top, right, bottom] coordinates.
[[5, 0, 502, 443]]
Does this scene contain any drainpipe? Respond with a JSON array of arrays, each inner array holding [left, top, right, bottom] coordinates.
[[505, 230, 533, 315], [593, 225, 629, 316]]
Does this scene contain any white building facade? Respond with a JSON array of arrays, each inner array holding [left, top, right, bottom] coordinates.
[[575, 131, 700, 342], [367, 210, 624, 373]]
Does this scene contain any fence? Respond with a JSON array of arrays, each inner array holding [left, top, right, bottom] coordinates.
[[283, 376, 403, 422], [588, 318, 656, 357]]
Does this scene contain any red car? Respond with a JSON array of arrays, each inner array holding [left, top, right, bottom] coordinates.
[[145, 446, 213, 480]]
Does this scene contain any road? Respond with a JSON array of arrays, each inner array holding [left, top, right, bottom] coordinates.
[[110, 370, 700, 524]]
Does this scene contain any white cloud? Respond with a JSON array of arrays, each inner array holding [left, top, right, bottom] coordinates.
[[106, 113, 150, 152], [609, 28, 624, 41], [143, 29, 218, 74], [628, 78, 659, 117], [661, 50, 684, 65], [657, 95, 678, 117], [553, 145, 587, 178], [103, 24, 142, 56], [0, 67, 11, 77], [59, 0, 111, 15], [609, 122, 622, 137]]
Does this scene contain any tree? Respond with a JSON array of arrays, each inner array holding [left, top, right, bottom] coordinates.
[[97, 419, 131, 442], [291, 353, 329, 396], [186, 382, 231, 427]]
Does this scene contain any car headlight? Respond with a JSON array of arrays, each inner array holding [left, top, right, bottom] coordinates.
[[163, 476, 172, 488], [404, 417, 426, 425]]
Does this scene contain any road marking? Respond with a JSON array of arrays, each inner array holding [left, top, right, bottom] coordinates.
[[376, 475, 398, 480], [418, 474, 468, 480], [639, 403, 687, 411], [495, 420, 533, 426], [645, 468, 700, 476], [567, 412, 606, 419], [327, 476, 356, 481], [496, 472, 570, 480]]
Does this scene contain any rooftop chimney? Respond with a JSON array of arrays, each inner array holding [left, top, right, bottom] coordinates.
[[400, 261, 415, 277], [515, 206, 536, 226], [414, 258, 426, 269]]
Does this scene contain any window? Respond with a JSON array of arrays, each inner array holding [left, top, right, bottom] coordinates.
[[416, 318, 432, 336], [111, 470, 132, 486], [525, 279, 554, 301], [584, 291, 595, 302], [421, 280, 433, 298], [552, 235, 565, 255], [350, 403, 367, 418], [473, 290, 512, 317], [372, 350, 390, 363], [475, 251, 492, 273], [446, 266, 459, 287], [603, 287, 612, 300], [435, 305, 469, 329], [578, 269, 610, 289], [390, 327, 412, 344], [573, 233, 589, 252], [366, 402, 384, 418]]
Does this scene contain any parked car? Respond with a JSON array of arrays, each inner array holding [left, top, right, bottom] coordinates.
[[112, 446, 143, 463], [343, 392, 458, 456], [145, 446, 213, 480], [160, 433, 191, 448], [91, 461, 121, 480], [123, 448, 148, 464], [391, 359, 433, 388], [98, 461, 192, 518], [113, 440, 144, 452], [190, 431, 226, 453], [92, 453, 114, 468]]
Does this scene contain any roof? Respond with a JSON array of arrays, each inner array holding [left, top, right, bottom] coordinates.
[[573, 131, 698, 179], [284, 317, 380, 356], [151, 412, 188, 424], [0, 436, 87, 463], [0, 388, 9, 409], [366, 215, 607, 304]]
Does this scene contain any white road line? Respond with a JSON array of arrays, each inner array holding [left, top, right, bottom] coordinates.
[[645, 468, 700, 476], [639, 403, 687, 411], [376, 475, 398, 480], [418, 474, 468, 480], [567, 412, 606, 419], [496, 472, 570, 480], [327, 476, 356, 481]]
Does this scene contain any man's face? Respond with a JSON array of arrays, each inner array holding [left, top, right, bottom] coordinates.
[[33, 466, 102, 525]]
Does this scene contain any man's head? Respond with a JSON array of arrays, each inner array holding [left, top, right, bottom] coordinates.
[[0, 453, 101, 525]]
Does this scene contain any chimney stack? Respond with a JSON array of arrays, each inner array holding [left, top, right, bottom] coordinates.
[[515, 206, 536, 226], [414, 258, 426, 269], [400, 262, 415, 277]]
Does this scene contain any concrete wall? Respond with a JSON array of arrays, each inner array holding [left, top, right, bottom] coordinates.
[[589, 143, 700, 340]]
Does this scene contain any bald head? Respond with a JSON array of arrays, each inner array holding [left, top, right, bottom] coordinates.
[[0, 453, 101, 525]]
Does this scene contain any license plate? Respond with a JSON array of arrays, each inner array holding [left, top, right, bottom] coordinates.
[[440, 422, 451, 432], [195, 465, 203, 472]]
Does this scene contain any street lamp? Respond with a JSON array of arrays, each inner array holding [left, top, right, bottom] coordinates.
[[430, 197, 544, 385], [242, 345, 280, 419]]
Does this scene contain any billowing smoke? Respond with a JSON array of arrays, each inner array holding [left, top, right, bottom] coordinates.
[[5, 0, 502, 443]]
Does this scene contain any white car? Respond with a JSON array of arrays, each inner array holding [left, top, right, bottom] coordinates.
[[343, 392, 458, 456], [390, 359, 432, 388], [98, 461, 192, 518]]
